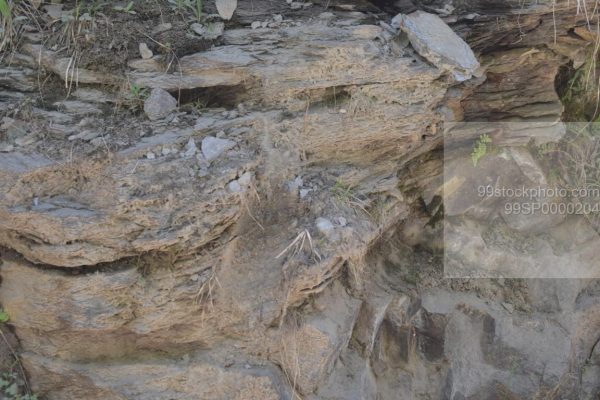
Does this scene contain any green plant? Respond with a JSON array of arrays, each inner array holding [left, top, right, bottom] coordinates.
[[193, 0, 203, 21], [562, 68, 584, 105], [85, 0, 104, 17], [58, 0, 96, 53], [471, 134, 492, 166], [0, 309, 9, 323], [331, 180, 354, 201], [123, 83, 148, 111], [0, 0, 9, 19], [168, 0, 203, 21], [0, 373, 37, 400], [129, 83, 145, 98], [331, 180, 371, 217], [114, 1, 135, 14], [0, 0, 30, 57]]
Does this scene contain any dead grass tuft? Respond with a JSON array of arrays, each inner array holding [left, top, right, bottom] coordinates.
[[276, 229, 322, 263], [0, 0, 40, 62]]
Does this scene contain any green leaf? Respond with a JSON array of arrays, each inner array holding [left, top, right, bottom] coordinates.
[[5, 382, 17, 396], [0, 310, 10, 323], [0, 377, 9, 389], [0, 0, 10, 20]]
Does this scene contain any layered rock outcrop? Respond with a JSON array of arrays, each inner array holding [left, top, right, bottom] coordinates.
[[1, 0, 600, 399]]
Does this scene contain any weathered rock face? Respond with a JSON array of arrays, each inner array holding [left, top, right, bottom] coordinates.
[[1, 0, 600, 399], [392, 10, 480, 81]]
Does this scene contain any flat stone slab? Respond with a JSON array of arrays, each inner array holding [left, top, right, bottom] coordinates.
[[202, 136, 236, 161], [392, 11, 480, 81]]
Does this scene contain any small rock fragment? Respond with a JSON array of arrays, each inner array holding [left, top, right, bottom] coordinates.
[[144, 88, 177, 121], [288, 176, 303, 193], [152, 22, 172, 35], [197, 168, 209, 178], [237, 171, 253, 187], [128, 57, 164, 72], [78, 117, 95, 127], [191, 22, 205, 35], [54, 100, 102, 115], [509, 147, 547, 186], [181, 138, 198, 158], [146, 152, 156, 160], [216, 0, 237, 20], [68, 130, 101, 141], [90, 137, 105, 147], [139, 42, 153, 59], [15, 134, 38, 147], [201, 136, 236, 161], [273, 14, 283, 23], [501, 302, 515, 314], [191, 22, 225, 40], [0, 143, 14, 152], [316, 217, 335, 237], [300, 188, 311, 198], [194, 116, 216, 131], [337, 216, 347, 227], [209, 23, 225, 39], [227, 180, 242, 193], [251, 21, 261, 29], [44, 4, 65, 19], [73, 89, 115, 104]]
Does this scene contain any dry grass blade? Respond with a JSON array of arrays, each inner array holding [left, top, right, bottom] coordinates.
[[1, 0, 42, 63], [1, 0, 18, 58], [0, 0, 13, 53], [276, 229, 322, 262], [0, 329, 32, 397], [195, 267, 222, 308], [280, 313, 303, 400]]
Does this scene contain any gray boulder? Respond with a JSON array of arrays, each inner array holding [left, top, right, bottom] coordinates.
[[392, 11, 480, 81], [144, 88, 177, 121]]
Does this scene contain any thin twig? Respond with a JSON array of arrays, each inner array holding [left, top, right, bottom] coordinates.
[[0, 329, 31, 396]]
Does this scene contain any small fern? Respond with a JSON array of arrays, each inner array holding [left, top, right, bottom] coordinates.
[[471, 134, 492, 166]]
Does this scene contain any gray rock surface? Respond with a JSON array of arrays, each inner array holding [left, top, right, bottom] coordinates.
[[2, 2, 600, 400], [392, 11, 480, 81], [144, 88, 177, 121], [201, 136, 236, 161], [181, 138, 197, 158], [138, 42, 153, 59]]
